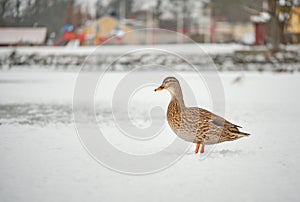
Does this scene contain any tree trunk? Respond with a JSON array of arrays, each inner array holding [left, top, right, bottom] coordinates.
[[268, 0, 280, 52]]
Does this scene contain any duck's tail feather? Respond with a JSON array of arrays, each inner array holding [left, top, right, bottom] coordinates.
[[235, 131, 250, 138], [228, 126, 250, 137]]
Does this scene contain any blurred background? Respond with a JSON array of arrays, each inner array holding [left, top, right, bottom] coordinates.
[[1, 0, 300, 46], [0, 0, 299, 71]]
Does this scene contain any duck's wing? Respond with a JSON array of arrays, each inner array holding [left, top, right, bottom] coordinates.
[[197, 108, 242, 129], [211, 114, 241, 128]]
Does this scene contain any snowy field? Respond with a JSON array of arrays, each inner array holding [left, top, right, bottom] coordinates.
[[0, 70, 300, 202]]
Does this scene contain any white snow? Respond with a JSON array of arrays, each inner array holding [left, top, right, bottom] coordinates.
[[0, 43, 245, 56], [250, 12, 271, 23], [0, 70, 299, 202]]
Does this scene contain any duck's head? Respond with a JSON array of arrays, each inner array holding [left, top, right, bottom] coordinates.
[[154, 77, 181, 95]]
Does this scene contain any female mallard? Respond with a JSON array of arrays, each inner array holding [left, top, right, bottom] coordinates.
[[155, 77, 250, 154]]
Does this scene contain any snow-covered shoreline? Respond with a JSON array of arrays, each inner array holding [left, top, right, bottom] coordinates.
[[0, 44, 243, 55], [1, 44, 300, 72]]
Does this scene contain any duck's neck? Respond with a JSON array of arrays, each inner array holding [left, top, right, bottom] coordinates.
[[171, 88, 185, 108]]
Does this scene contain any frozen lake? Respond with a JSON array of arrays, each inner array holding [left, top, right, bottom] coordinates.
[[0, 70, 299, 202]]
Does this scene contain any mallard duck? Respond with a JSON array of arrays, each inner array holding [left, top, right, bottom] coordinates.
[[155, 77, 250, 154]]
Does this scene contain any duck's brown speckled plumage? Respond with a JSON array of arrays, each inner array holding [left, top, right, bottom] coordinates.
[[155, 77, 250, 153]]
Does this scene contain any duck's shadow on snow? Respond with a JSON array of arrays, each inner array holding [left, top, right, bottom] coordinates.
[[161, 149, 246, 158], [183, 149, 245, 158], [208, 149, 244, 157]]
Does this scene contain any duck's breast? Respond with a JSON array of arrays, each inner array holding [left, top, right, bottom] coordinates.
[[167, 99, 182, 133], [167, 99, 196, 142]]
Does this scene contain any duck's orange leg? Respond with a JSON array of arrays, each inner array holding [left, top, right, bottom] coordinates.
[[195, 143, 200, 154], [200, 144, 205, 153]]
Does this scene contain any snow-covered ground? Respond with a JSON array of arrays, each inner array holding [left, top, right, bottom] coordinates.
[[0, 70, 299, 202], [0, 44, 244, 55]]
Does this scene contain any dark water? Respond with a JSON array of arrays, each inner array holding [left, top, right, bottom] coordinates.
[[0, 103, 153, 127], [0, 104, 73, 125]]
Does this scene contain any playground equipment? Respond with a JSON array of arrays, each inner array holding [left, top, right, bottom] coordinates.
[[53, 25, 85, 46]]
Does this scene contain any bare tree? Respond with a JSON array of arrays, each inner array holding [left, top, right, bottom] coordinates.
[[0, 0, 18, 25], [0, 0, 10, 23], [268, 0, 280, 52]]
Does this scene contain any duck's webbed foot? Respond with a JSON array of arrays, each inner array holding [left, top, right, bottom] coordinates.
[[195, 143, 205, 154], [200, 144, 205, 153], [195, 143, 200, 154]]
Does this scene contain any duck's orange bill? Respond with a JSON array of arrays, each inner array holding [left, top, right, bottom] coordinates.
[[154, 86, 164, 91]]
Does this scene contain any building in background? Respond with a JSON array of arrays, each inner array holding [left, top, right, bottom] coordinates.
[[250, 12, 270, 45], [80, 16, 133, 45], [213, 22, 254, 43], [0, 27, 47, 46], [286, 6, 300, 43]]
